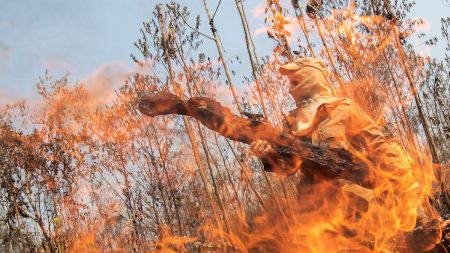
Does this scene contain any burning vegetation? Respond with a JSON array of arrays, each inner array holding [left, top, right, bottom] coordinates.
[[1, 0, 450, 252]]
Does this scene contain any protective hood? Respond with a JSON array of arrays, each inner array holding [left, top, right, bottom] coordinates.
[[280, 58, 350, 136], [280, 57, 333, 103]]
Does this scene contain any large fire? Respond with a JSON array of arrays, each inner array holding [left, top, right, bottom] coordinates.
[[143, 2, 441, 252], [3, 1, 448, 253]]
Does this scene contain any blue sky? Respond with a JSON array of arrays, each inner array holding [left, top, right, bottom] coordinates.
[[0, 0, 449, 107]]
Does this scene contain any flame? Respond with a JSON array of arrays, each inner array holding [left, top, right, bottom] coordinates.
[[154, 225, 197, 252], [143, 3, 439, 250], [326, 4, 396, 63], [134, 90, 438, 252], [234, 143, 435, 252], [9, 2, 442, 252], [67, 227, 101, 253]]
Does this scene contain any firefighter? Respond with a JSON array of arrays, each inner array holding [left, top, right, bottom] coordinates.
[[250, 57, 442, 252]]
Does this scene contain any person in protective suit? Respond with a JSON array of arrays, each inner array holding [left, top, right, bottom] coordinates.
[[250, 57, 443, 252]]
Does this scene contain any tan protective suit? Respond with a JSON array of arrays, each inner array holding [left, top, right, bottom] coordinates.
[[268, 58, 441, 252]]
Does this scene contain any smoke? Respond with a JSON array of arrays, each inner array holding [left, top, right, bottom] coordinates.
[[81, 62, 135, 109], [26, 61, 145, 130], [0, 42, 10, 64], [42, 56, 76, 76], [408, 17, 431, 32], [252, 4, 265, 18], [254, 26, 269, 36]]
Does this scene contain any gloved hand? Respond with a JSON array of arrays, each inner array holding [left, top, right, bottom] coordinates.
[[250, 140, 274, 158]]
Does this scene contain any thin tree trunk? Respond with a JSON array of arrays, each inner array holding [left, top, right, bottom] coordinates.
[[267, 1, 293, 61], [197, 121, 232, 233], [260, 164, 291, 227], [234, 0, 268, 117], [213, 133, 248, 215], [174, 37, 232, 233], [291, 3, 316, 57], [202, 0, 243, 116], [382, 52, 419, 152], [153, 131, 184, 235], [393, 26, 440, 163], [223, 138, 267, 211], [238, 0, 284, 125], [313, 17, 348, 96], [156, 5, 226, 244], [234, 0, 295, 217]]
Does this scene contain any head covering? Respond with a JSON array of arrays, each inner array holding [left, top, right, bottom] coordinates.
[[280, 57, 350, 136], [280, 57, 332, 103]]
